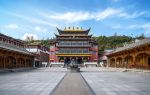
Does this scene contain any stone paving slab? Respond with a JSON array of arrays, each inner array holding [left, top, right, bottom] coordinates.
[[36, 67, 67, 72], [80, 67, 117, 72], [80, 67, 150, 74], [1, 67, 150, 95], [0, 68, 66, 95], [52, 73, 93, 95], [81, 72, 150, 95]]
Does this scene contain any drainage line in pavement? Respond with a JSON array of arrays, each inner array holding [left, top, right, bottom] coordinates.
[[80, 73, 96, 95], [49, 73, 68, 95]]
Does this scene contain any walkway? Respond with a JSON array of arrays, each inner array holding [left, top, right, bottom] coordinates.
[[52, 73, 93, 95]]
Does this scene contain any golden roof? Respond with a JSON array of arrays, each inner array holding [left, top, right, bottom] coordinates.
[[64, 27, 84, 32]]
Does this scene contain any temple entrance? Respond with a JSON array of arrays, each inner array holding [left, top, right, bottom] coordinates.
[[77, 57, 83, 64], [64, 57, 71, 64], [59, 57, 64, 62], [64, 57, 84, 64], [83, 57, 88, 62]]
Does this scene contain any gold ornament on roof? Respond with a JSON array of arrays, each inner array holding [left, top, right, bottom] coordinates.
[[64, 27, 84, 32]]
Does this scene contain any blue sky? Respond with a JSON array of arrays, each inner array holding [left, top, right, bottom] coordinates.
[[0, 0, 150, 40]]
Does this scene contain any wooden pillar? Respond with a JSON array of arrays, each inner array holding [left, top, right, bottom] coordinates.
[[3, 56, 5, 69], [132, 55, 136, 68], [122, 56, 125, 68], [107, 57, 110, 67], [14, 54, 17, 68], [25, 57, 27, 67], [115, 57, 117, 68]]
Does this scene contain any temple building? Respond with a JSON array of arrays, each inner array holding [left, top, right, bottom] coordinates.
[[26, 43, 49, 67], [107, 38, 150, 70], [50, 27, 98, 64], [0, 33, 34, 69]]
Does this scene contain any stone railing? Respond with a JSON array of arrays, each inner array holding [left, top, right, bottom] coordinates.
[[84, 62, 98, 67], [50, 62, 64, 67]]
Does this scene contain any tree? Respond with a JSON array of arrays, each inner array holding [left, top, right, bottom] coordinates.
[[137, 33, 145, 40]]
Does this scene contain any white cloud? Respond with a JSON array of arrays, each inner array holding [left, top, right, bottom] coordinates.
[[119, 11, 148, 19], [4, 11, 58, 27], [35, 26, 47, 32], [45, 12, 91, 23], [127, 23, 150, 29], [5, 24, 19, 29], [41, 8, 121, 23], [15, 14, 57, 27], [126, 23, 150, 35], [22, 33, 38, 40], [95, 8, 121, 20], [142, 23, 150, 34]]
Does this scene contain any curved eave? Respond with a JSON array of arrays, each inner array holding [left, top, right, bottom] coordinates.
[[56, 27, 63, 35], [54, 33, 59, 37], [85, 28, 91, 34]]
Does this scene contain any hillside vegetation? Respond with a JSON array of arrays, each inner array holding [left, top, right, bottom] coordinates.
[[26, 34, 146, 52]]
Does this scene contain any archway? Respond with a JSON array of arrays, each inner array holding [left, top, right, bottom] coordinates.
[[59, 57, 64, 62], [71, 57, 77, 63], [135, 53, 150, 69], [17, 58, 25, 67], [26, 59, 32, 67], [5, 56, 16, 69], [64, 57, 71, 64], [83, 57, 88, 62], [110, 58, 115, 67], [0, 56, 4, 68], [116, 57, 122, 68], [124, 55, 133, 68], [77, 57, 83, 64]]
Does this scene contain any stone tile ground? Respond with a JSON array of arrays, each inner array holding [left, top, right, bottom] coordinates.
[[0, 68, 66, 95], [81, 71, 150, 95], [0, 67, 150, 95]]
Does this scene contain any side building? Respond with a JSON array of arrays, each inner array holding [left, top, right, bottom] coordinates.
[[107, 38, 150, 70], [26, 43, 49, 67], [50, 27, 98, 64], [0, 33, 34, 69]]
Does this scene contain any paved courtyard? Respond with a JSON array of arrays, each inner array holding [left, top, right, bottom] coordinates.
[[0, 67, 150, 95], [81, 71, 150, 95], [0, 68, 66, 95]]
